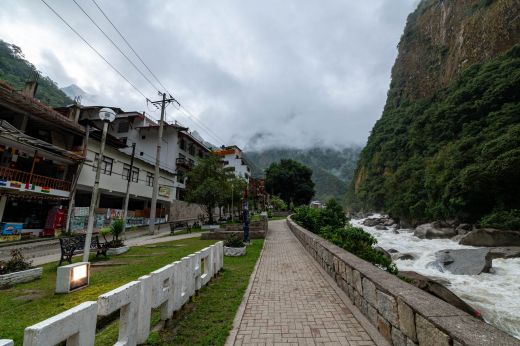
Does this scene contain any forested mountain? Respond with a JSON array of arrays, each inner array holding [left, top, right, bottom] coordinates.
[[246, 147, 361, 204], [347, 0, 520, 229], [0, 39, 72, 107]]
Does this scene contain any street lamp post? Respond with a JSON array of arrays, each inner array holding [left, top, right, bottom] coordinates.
[[83, 108, 116, 262]]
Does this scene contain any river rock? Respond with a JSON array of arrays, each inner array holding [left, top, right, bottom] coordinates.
[[363, 218, 382, 227], [374, 246, 392, 260], [383, 218, 395, 226], [487, 247, 520, 259], [414, 223, 457, 239], [387, 248, 399, 253], [459, 228, 520, 247], [456, 223, 473, 235], [434, 249, 491, 275], [375, 225, 388, 230], [399, 271, 482, 319], [396, 253, 416, 261]]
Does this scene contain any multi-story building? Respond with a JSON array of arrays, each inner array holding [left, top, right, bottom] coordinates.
[[213, 145, 252, 181], [65, 106, 210, 230], [0, 80, 85, 238]]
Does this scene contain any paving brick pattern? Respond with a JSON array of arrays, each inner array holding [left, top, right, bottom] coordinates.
[[233, 220, 375, 346]]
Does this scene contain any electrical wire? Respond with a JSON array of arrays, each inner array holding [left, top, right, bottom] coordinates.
[[90, 0, 171, 94], [72, 0, 162, 94], [39, 0, 150, 101]]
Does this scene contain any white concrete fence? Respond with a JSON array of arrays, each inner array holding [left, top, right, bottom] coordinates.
[[4, 241, 224, 346]]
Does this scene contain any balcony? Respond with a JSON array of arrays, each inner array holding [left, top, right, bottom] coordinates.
[[0, 166, 71, 192], [176, 158, 193, 170]]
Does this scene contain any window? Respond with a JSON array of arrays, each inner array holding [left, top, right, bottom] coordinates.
[[93, 154, 113, 175], [117, 121, 129, 133], [146, 172, 154, 186], [122, 164, 139, 182], [141, 135, 146, 140], [119, 137, 127, 145], [179, 139, 186, 150], [198, 150, 203, 158], [177, 171, 185, 184], [188, 143, 195, 155]]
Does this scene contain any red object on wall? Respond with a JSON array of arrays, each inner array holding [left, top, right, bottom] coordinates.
[[41, 206, 64, 237]]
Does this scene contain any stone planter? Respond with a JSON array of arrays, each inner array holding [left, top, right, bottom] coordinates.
[[107, 246, 130, 256], [202, 224, 220, 231], [0, 267, 43, 288], [224, 246, 246, 257]]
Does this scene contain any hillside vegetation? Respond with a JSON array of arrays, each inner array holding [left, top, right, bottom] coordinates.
[[246, 147, 360, 204], [348, 43, 520, 229], [0, 39, 72, 107]]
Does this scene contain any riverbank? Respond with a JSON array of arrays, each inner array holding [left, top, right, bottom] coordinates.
[[351, 216, 520, 339]]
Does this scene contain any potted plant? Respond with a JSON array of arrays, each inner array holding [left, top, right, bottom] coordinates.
[[101, 219, 129, 256], [224, 234, 246, 257], [0, 250, 43, 288]]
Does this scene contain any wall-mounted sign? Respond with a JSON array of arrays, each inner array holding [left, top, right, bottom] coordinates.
[[0, 180, 69, 197], [158, 185, 170, 198]]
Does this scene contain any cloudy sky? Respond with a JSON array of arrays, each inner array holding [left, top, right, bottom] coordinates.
[[0, 0, 418, 150]]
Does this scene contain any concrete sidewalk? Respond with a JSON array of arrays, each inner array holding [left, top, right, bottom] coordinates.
[[228, 220, 380, 346]]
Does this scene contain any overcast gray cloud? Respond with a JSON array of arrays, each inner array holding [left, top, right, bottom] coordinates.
[[0, 0, 418, 149]]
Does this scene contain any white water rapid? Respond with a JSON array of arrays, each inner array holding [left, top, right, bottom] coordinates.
[[351, 216, 520, 340]]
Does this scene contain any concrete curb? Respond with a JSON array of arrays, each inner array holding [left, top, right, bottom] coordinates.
[[224, 228, 268, 346]]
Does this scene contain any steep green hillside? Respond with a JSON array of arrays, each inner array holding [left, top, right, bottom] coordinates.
[[348, 0, 520, 229], [246, 147, 360, 203], [0, 39, 73, 107]]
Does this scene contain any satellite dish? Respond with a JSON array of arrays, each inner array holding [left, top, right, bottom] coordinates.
[[98, 107, 116, 123]]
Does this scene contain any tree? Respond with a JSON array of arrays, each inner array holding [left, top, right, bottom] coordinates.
[[223, 176, 248, 219], [265, 159, 315, 206], [185, 155, 232, 224]]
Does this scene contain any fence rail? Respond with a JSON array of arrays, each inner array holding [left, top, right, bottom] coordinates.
[[0, 166, 71, 191]]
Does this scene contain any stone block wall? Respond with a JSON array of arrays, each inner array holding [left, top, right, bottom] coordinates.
[[0, 268, 42, 288], [286, 217, 519, 346], [169, 200, 219, 222]]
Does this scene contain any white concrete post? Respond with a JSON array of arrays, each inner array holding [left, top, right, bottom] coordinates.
[[199, 247, 213, 286], [136, 275, 153, 345], [193, 252, 202, 291], [97, 281, 141, 346], [23, 301, 97, 346], [213, 241, 224, 274], [178, 256, 195, 307], [150, 263, 176, 320], [0, 340, 13, 346]]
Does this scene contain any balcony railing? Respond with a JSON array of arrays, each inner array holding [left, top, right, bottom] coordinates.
[[176, 158, 193, 170], [0, 166, 72, 191]]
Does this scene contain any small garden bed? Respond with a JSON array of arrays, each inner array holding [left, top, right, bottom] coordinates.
[[0, 250, 41, 288], [100, 219, 129, 255], [223, 234, 246, 257]]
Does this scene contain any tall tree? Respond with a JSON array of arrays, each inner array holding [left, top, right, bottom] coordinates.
[[265, 159, 315, 207], [185, 154, 232, 224]]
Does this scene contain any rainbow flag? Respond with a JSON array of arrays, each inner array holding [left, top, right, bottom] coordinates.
[[41, 186, 50, 193]]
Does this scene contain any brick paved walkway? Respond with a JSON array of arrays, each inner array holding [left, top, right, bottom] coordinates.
[[232, 220, 376, 346]]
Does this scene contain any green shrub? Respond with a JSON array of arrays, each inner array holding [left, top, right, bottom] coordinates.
[[479, 209, 520, 230], [0, 249, 32, 275], [224, 234, 245, 248], [293, 203, 397, 274]]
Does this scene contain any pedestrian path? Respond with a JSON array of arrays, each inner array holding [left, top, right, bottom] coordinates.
[[230, 220, 377, 346]]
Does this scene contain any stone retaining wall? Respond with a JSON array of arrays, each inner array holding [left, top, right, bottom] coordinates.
[[286, 217, 519, 346]]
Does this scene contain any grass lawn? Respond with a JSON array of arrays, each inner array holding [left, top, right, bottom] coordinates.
[[0, 237, 216, 345], [150, 239, 264, 346]]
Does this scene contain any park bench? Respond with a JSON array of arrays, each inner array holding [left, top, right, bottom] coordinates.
[[169, 219, 200, 235], [59, 234, 108, 265]]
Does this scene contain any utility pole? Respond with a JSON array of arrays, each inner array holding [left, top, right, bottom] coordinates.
[[149, 93, 179, 234], [231, 183, 234, 222], [122, 142, 136, 233], [83, 108, 115, 261]]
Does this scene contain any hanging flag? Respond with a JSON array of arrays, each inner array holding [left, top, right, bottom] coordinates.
[[0, 180, 6, 186], [41, 186, 50, 193]]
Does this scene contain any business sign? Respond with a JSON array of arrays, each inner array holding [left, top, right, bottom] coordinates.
[[0, 180, 69, 197], [158, 185, 170, 198]]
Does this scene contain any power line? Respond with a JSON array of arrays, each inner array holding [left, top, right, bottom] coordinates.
[[72, 0, 162, 94], [89, 0, 225, 146], [90, 0, 171, 94], [39, 0, 150, 101]]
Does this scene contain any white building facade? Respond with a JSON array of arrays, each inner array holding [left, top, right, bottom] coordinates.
[[213, 145, 251, 181]]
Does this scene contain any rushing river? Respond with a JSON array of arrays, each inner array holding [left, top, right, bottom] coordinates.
[[351, 216, 520, 340]]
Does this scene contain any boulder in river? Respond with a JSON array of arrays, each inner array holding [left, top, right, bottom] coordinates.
[[414, 222, 457, 239], [459, 228, 520, 247], [363, 218, 382, 227], [396, 253, 416, 261], [487, 247, 520, 259], [375, 225, 388, 230], [399, 271, 482, 319], [456, 223, 473, 235], [374, 246, 392, 260], [434, 249, 492, 275]]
